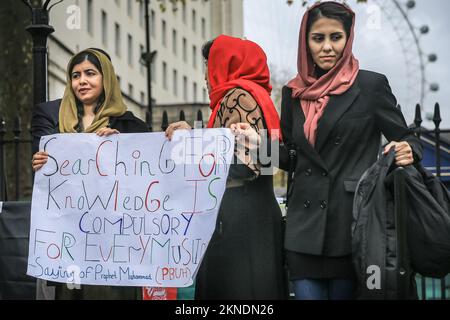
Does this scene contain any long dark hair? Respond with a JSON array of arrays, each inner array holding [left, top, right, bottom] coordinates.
[[68, 49, 111, 132], [202, 39, 215, 61], [306, 2, 353, 38]]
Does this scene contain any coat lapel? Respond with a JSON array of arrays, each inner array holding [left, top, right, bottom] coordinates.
[[291, 100, 328, 170], [314, 83, 361, 153]]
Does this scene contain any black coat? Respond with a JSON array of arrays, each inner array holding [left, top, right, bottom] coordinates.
[[352, 152, 450, 299], [352, 151, 417, 300], [279, 70, 423, 257], [31, 99, 148, 154]]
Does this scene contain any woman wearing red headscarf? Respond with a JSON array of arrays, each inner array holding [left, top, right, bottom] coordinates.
[[165, 35, 287, 299], [235, 2, 422, 300]]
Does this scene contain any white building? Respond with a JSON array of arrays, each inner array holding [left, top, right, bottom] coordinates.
[[47, 0, 243, 129]]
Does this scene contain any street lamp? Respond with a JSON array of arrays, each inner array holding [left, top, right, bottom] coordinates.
[[22, 0, 63, 106]]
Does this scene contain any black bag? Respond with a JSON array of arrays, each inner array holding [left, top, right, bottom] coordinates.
[[352, 151, 417, 299], [0, 201, 36, 299], [403, 163, 450, 278]]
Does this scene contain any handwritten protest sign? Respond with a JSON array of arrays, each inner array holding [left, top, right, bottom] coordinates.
[[27, 129, 234, 287]]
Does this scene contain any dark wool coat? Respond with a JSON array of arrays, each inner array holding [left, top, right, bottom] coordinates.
[[279, 70, 423, 257]]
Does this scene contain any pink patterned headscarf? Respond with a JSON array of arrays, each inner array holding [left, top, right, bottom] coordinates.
[[287, 2, 359, 146]]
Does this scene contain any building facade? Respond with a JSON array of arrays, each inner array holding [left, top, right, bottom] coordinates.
[[47, 0, 243, 130]]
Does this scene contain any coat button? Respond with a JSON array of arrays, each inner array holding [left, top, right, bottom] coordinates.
[[321, 171, 328, 177], [305, 168, 312, 176], [334, 136, 341, 145], [320, 200, 327, 209], [304, 200, 311, 208]]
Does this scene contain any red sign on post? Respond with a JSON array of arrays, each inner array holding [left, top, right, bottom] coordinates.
[[142, 287, 178, 300]]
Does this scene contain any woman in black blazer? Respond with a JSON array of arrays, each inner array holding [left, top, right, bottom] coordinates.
[[233, 2, 422, 300], [31, 48, 147, 299]]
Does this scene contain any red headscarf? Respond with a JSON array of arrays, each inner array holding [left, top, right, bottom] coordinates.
[[288, 2, 359, 146], [207, 35, 281, 140]]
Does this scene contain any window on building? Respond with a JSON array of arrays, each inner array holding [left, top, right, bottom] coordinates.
[[182, 2, 186, 24], [139, 1, 144, 27], [173, 69, 178, 96], [162, 20, 167, 47], [192, 45, 197, 69], [115, 0, 120, 6], [151, 10, 155, 38], [192, 9, 196, 32], [140, 91, 145, 104], [203, 88, 207, 103], [139, 44, 145, 75], [183, 76, 188, 101], [201, 17, 206, 39], [128, 34, 133, 66], [182, 38, 187, 62], [172, 29, 177, 55], [162, 61, 167, 90], [101, 10, 107, 46], [87, 0, 93, 35], [115, 23, 121, 57], [128, 83, 134, 98], [151, 57, 156, 83], [193, 82, 198, 102], [127, 0, 133, 17]]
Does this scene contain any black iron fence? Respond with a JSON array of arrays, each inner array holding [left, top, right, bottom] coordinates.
[[0, 104, 448, 300], [0, 115, 32, 201]]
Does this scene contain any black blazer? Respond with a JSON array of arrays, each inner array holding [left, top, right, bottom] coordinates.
[[279, 70, 423, 257], [31, 99, 149, 154]]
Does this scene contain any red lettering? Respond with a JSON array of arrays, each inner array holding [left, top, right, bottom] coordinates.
[[162, 267, 169, 280], [199, 153, 216, 177], [145, 181, 161, 212], [96, 140, 112, 176], [47, 243, 61, 259], [161, 267, 190, 280]]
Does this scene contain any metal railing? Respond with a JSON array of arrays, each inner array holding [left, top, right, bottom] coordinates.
[[410, 103, 450, 300], [0, 115, 32, 201]]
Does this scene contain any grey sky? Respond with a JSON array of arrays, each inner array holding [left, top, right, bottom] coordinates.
[[243, 0, 450, 127]]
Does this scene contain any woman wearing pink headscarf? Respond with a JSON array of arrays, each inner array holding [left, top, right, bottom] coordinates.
[[280, 1, 423, 300], [235, 1, 422, 300]]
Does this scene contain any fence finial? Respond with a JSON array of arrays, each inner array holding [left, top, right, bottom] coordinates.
[[13, 115, 22, 138], [179, 110, 186, 121], [414, 104, 422, 128], [0, 116, 5, 134], [145, 111, 152, 131], [161, 111, 169, 131], [433, 103, 441, 129], [197, 110, 204, 128]]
